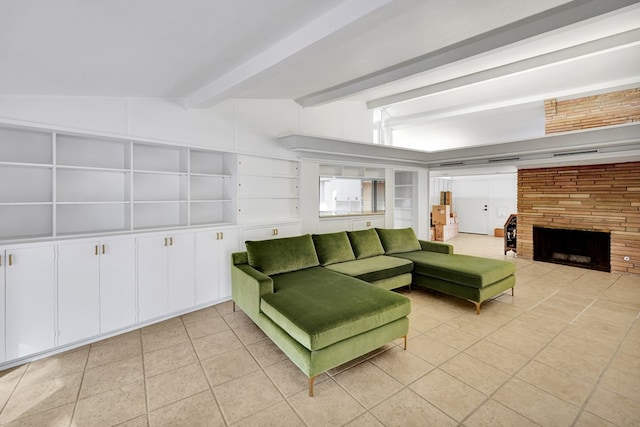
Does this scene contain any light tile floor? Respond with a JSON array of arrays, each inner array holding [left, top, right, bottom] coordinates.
[[1, 234, 639, 426]]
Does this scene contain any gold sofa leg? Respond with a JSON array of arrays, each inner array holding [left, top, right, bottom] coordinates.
[[309, 376, 317, 397], [512, 287, 515, 296], [474, 301, 481, 315], [232, 301, 236, 312], [403, 335, 407, 350]]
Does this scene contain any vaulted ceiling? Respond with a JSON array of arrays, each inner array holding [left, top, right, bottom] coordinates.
[[1, 0, 639, 153]]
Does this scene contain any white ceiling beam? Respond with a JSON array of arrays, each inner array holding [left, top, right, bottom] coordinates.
[[185, 0, 394, 108], [295, 0, 640, 108], [368, 28, 640, 109]]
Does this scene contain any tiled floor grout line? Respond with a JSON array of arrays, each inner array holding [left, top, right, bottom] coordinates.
[[67, 345, 91, 427]]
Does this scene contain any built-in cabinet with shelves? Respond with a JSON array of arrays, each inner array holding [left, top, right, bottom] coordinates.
[[237, 155, 299, 223], [0, 123, 301, 368]]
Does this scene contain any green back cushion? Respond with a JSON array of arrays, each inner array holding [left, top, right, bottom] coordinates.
[[376, 227, 421, 254], [312, 232, 356, 266], [245, 234, 319, 275], [347, 228, 385, 259]]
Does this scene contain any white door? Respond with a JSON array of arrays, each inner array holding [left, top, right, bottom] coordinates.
[[100, 238, 136, 332], [453, 180, 489, 234], [195, 230, 221, 304], [5, 245, 55, 360], [57, 242, 100, 345], [0, 252, 6, 362], [167, 232, 195, 313], [137, 235, 168, 322]]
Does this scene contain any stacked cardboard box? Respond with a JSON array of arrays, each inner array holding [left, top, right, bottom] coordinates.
[[432, 192, 459, 241]]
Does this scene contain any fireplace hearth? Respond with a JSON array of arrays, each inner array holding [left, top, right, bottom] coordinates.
[[533, 226, 611, 272]]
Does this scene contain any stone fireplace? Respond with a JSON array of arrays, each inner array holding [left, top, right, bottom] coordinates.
[[517, 161, 640, 275], [533, 226, 611, 272]]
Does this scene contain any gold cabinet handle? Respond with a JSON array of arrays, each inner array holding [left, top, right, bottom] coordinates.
[[8, 254, 13, 266], [95, 245, 99, 255], [220, 232, 223, 240], [0, 255, 2, 267], [164, 237, 168, 247], [102, 244, 106, 255], [170, 237, 173, 246]]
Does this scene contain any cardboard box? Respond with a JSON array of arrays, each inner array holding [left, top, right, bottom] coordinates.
[[494, 228, 504, 237], [432, 204, 451, 225]]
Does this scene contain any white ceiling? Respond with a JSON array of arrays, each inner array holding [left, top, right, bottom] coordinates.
[[1, 0, 639, 153]]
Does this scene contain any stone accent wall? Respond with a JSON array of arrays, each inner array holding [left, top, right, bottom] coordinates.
[[545, 88, 640, 134], [517, 162, 640, 275]]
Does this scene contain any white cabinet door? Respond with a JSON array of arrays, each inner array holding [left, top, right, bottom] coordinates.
[[100, 238, 136, 332], [137, 235, 168, 322], [195, 229, 240, 303], [57, 242, 100, 346], [242, 223, 301, 243], [167, 233, 195, 313], [5, 245, 55, 360], [0, 252, 5, 362]]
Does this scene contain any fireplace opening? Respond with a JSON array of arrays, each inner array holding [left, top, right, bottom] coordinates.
[[533, 226, 611, 272]]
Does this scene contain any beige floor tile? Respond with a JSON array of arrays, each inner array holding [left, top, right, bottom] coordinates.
[[141, 325, 190, 353], [146, 363, 209, 411], [232, 400, 304, 427], [486, 328, 547, 358], [516, 360, 594, 406], [20, 346, 89, 386], [334, 361, 403, 409], [181, 305, 221, 324], [609, 347, 640, 375], [463, 399, 538, 427], [573, 410, 618, 427], [440, 353, 510, 396], [192, 329, 243, 360], [369, 346, 434, 385], [549, 328, 617, 365], [201, 347, 260, 387], [222, 310, 253, 329], [407, 309, 445, 332], [585, 387, 640, 426], [599, 367, 640, 402], [233, 322, 269, 345], [0, 402, 73, 427], [214, 370, 283, 425], [531, 302, 581, 322], [80, 355, 143, 399], [183, 315, 229, 340], [426, 323, 480, 351], [143, 341, 199, 378], [214, 300, 235, 315], [534, 346, 605, 383], [87, 332, 142, 369], [370, 387, 456, 427], [344, 411, 385, 427], [464, 340, 529, 375], [288, 379, 364, 427], [410, 369, 486, 422], [141, 317, 184, 335], [493, 378, 580, 426], [502, 311, 568, 344], [264, 359, 327, 397], [73, 380, 147, 427], [148, 390, 224, 427], [246, 338, 288, 368], [117, 415, 149, 427], [0, 364, 27, 395], [407, 334, 459, 366], [0, 371, 82, 424]]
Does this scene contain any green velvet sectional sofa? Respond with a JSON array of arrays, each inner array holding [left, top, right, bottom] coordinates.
[[231, 227, 515, 396]]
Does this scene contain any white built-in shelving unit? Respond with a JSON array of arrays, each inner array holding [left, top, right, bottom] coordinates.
[[394, 170, 416, 229]]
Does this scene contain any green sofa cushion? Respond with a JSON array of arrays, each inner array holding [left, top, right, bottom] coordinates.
[[312, 231, 356, 266], [245, 234, 319, 276], [376, 227, 422, 254], [347, 228, 385, 259], [262, 267, 410, 351], [325, 255, 413, 283], [391, 251, 515, 288]]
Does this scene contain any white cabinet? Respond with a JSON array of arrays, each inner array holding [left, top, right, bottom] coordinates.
[[190, 150, 236, 226], [57, 238, 136, 345], [242, 222, 302, 243], [195, 228, 240, 302], [3, 244, 55, 361], [0, 252, 5, 362], [394, 171, 415, 229], [137, 232, 195, 322]]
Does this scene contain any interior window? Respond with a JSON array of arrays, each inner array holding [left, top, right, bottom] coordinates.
[[319, 177, 385, 217]]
